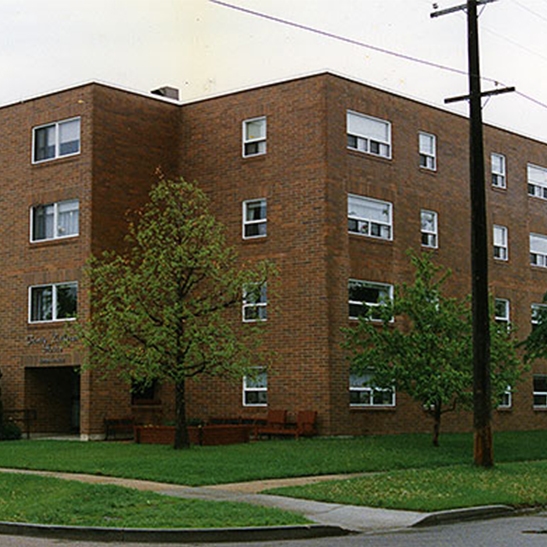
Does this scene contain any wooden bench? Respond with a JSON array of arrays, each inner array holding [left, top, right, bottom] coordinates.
[[256, 410, 318, 440], [104, 417, 135, 440]]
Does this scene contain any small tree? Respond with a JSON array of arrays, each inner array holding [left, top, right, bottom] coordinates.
[[78, 177, 273, 449], [345, 252, 525, 447]]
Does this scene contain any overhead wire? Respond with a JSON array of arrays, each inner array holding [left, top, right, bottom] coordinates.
[[209, 0, 547, 113]]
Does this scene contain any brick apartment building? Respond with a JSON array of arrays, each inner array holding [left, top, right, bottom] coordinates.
[[2, 71, 547, 439]]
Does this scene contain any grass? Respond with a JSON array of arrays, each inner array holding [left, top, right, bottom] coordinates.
[[2, 431, 547, 518], [266, 461, 547, 512], [0, 431, 539, 486], [0, 473, 308, 528]]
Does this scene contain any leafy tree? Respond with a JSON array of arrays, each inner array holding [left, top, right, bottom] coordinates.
[[520, 297, 547, 364], [78, 177, 273, 449], [344, 252, 526, 447]]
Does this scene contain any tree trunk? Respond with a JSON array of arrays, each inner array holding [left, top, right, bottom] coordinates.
[[174, 379, 190, 449], [474, 424, 494, 467], [432, 404, 442, 447]]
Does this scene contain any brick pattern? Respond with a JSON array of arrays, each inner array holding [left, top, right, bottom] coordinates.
[[1, 73, 547, 438]]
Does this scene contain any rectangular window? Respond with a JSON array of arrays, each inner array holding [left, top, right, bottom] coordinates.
[[493, 225, 508, 261], [533, 375, 547, 407], [498, 387, 512, 409], [33, 118, 81, 163], [31, 199, 79, 242], [347, 111, 391, 159], [349, 280, 393, 321], [491, 153, 506, 188], [528, 164, 547, 199], [421, 210, 438, 248], [243, 117, 266, 157], [29, 282, 78, 323], [243, 199, 267, 239], [530, 233, 547, 267], [419, 132, 436, 170], [494, 298, 510, 324], [350, 372, 395, 407], [243, 368, 268, 406], [532, 303, 547, 330], [348, 194, 393, 240], [242, 284, 267, 322]]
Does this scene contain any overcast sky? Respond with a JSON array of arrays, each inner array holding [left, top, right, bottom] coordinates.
[[1, 0, 546, 141]]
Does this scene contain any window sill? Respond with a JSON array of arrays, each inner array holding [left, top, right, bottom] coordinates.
[[29, 237, 80, 249], [349, 405, 396, 412], [31, 154, 81, 167]]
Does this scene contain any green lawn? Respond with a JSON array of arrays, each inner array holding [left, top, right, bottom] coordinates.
[[267, 461, 547, 512], [0, 473, 308, 528], [1, 431, 547, 518], [1, 431, 545, 486]]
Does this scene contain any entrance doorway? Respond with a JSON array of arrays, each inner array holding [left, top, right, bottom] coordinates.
[[25, 367, 81, 434]]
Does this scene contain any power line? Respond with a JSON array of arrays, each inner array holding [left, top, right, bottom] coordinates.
[[209, 0, 547, 114], [510, 0, 547, 23]]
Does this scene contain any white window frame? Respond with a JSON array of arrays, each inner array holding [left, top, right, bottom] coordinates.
[[242, 368, 268, 407], [242, 199, 267, 239], [242, 283, 267, 322], [348, 194, 393, 241], [532, 303, 547, 329], [530, 233, 547, 268], [498, 386, 512, 409], [347, 110, 391, 159], [350, 372, 395, 407], [28, 282, 78, 324], [494, 298, 510, 325], [30, 199, 79, 242], [493, 225, 508, 261], [528, 164, 547, 199], [32, 117, 81, 163], [533, 375, 547, 408], [242, 116, 266, 158], [421, 209, 438, 248], [491, 153, 506, 188], [348, 280, 393, 321], [419, 132, 436, 171]]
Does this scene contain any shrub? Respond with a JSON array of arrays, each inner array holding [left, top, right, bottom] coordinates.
[[0, 421, 22, 441]]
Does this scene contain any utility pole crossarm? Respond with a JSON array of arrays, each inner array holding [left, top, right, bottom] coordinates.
[[444, 86, 515, 104], [430, 0, 497, 18]]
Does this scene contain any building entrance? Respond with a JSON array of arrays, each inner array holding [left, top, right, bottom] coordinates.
[[25, 367, 81, 434]]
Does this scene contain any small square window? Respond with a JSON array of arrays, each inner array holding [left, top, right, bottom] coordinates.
[[530, 233, 547, 268], [348, 280, 393, 321], [29, 282, 78, 323], [347, 111, 391, 159], [243, 117, 266, 157], [495, 298, 510, 325], [534, 375, 547, 407], [33, 118, 80, 163], [348, 194, 392, 241], [31, 199, 79, 242], [243, 368, 268, 406], [243, 199, 267, 239], [528, 164, 547, 199], [350, 372, 395, 407]]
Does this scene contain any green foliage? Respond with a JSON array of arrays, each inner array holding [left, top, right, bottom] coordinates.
[[344, 251, 526, 445], [0, 422, 22, 441], [520, 296, 547, 363], [77, 177, 274, 447]]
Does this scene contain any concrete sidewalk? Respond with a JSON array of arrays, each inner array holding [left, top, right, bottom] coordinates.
[[0, 467, 516, 542]]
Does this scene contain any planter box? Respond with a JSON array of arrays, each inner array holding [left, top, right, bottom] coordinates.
[[134, 424, 252, 446]]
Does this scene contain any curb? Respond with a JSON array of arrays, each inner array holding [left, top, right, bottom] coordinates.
[[0, 521, 352, 544], [413, 505, 515, 527]]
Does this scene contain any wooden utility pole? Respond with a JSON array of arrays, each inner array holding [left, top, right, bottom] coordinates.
[[432, 0, 513, 467]]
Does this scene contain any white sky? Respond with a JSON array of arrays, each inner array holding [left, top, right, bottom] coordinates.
[[1, 0, 546, 141]]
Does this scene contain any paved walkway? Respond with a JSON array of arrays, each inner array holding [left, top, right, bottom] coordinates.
[[0, 467, 516, 543], [0, 467, 425, 533]]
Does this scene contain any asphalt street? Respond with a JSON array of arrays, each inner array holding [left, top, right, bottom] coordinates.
[[1, 512, 547, 547]]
